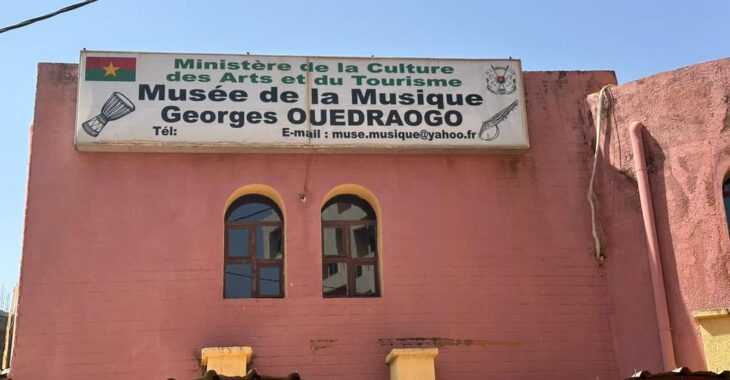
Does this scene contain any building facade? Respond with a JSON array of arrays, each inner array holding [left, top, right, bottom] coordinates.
[[8, 57, 730, 379]]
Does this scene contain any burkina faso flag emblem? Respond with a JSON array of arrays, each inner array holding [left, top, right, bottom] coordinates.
[[85, 56, 136, 82]]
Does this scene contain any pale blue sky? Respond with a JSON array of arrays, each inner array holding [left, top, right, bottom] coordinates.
[[0, 0, 728, 300]]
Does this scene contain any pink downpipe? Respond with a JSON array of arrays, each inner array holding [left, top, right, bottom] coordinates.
[[629, 121, 676, 370]]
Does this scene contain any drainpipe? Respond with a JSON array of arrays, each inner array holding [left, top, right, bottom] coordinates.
[[629, 121, 676, 370]]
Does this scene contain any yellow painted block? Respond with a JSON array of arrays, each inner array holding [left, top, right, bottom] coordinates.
[[200, 346, 253, 376], [693, 309, 730, 372], [386, 348, 438, 380]]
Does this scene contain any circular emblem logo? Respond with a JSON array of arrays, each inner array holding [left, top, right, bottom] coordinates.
[[486, 65, 517, 95]]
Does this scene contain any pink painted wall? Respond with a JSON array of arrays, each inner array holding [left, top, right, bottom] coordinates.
[[589, 57, 730, 371], [11, 63, 639, 380]]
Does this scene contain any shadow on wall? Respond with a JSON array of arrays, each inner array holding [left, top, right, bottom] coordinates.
[[641, 128, 703, 368], [586, 88, 662, 374], [586, 88, 705, 375]]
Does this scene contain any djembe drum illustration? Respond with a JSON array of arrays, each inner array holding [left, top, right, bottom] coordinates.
[[82, 91, 136, 137]]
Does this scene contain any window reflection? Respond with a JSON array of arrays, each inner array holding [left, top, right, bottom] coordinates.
[[257, 225, 283, 259], [225, 194, 284, 298], [227, 229, 249, 257], [323, 262, 348, 297], [355, 265, 377, 295], [321, 194, 379, 297], [259, 267, 281, 296], [323, 227, 345, 256], [226, 195, 282, 222], [224, 264, 252, 298], [322, 197, 375, 221], [351, 225, 376, 258]]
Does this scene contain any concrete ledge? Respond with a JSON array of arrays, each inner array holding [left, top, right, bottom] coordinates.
[[200, 346, 253, 376], [386, 348, 438, 380], [691, 309, 730, 372], [693, 309, 730, 320]]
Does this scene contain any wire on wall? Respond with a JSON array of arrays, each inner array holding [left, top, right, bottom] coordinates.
[[299, 154, 314, 203], [587, 85, 613, 262]]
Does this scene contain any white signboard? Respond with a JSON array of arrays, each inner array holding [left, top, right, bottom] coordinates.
[[75, 51, 529, 153]]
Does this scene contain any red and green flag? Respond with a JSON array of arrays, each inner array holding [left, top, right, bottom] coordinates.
[[85, 56, 136, 82]]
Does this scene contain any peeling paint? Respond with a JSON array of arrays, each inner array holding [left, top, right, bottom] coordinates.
[[309, 339, 337, 352]]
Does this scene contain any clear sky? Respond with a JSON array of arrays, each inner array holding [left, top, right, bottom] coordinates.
[[0, 0, 728, 300]]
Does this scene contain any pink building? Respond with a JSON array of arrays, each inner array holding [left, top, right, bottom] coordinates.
[[7, 56, 730, 379]]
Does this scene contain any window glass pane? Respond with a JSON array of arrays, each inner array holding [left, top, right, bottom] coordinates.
[[224, 264, 252, 298], [322, 262, 348, 297], [321, 196, 376, 221], [227, 198, 281, 222], [322, 227, 344, 256], [259, 267, 282, 297], [256, 226, 283, 259], [322, 202, 369, 221], [351, 225, 376, 258], [354, 265, 377, 296], [227, 229, 249, 257]]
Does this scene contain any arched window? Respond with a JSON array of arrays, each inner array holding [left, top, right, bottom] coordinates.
[[224, 194, 284, 298], [321, 195, 379, 297], [724, 178, 730, 232]]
